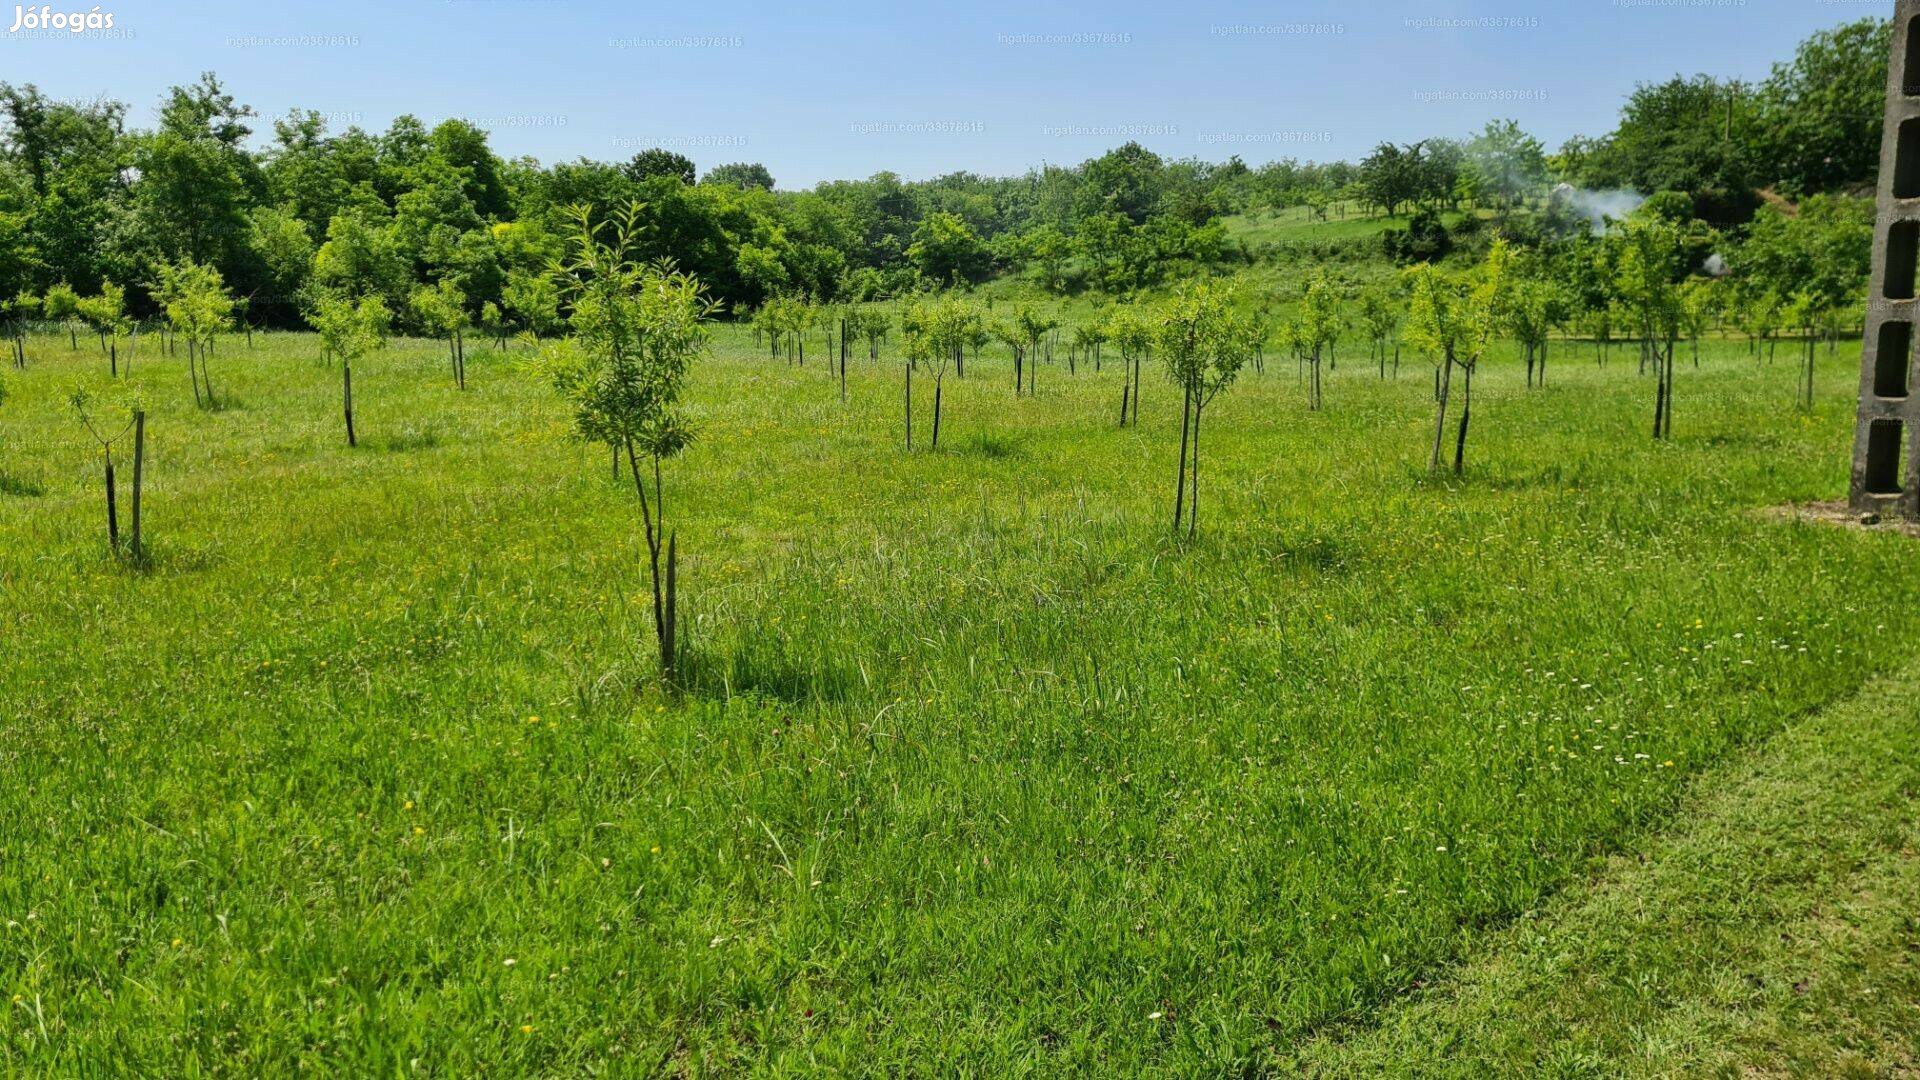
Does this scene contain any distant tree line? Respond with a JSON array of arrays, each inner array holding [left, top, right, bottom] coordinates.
[[0, 17, 1889, 334]]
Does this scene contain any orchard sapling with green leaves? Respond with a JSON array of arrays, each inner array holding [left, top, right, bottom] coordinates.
[[1071, 319, 1106, 376], [479, 301, 509, 352], [154, 260, 236, 410], [1359, 289, 1399, 379], [411, 280, 470, 389], [1784, 290, 1819, 410], [3, 290, 35, 368], [70, 385, 148, 558], [1109, 310, 1150, 426], [1405, 248, 1502, 474], [1613, 219, 1685, 439], [502, 269, 562, 344], [43, 283, 79, 351], [535, 202, 715, 681], [77, 283, 130, 375], [1507, 279, 1553, 389], [1154, 280, 1254, 537], [1292, 274, 1342, 411], [1680, 278, 1716, 370], [902, 297, 976, 450], [1015, 307, 1059, 395], [312, 293, 391, 447]]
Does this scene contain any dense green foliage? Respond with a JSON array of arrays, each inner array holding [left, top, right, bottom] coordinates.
[[0, 16, 1889, 339]]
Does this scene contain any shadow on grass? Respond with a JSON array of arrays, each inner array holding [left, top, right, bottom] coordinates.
[[676, 640, 864, 706], [374, 427, 443, 453], [0, 471, 45, 497], [951, 431, 1027, 460], [1465, 464, 1601, 493], [106, 540, 220, 576]]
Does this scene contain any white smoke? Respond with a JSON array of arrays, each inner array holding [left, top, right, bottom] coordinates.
[[1550, 184, 1646, 234]]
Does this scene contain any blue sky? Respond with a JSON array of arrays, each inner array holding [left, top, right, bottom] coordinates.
[[0, 0, 1881, 187]]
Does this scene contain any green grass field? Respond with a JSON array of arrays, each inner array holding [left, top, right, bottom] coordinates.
[[1, 325, 1914, 1073], [1219, 204, 1478, 247]]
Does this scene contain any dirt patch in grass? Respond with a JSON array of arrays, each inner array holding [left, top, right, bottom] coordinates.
[[1761, 500, 1920, 539]]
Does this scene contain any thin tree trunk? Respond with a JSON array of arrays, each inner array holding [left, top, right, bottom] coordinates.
[[932, 375, 943, 449], [1430, 356, 1454, 472], [1188, 402, 1201, 539], [130, 411, 145, 562], [1658, 338, 1674, 434], [663, 532, 677, 681], [1452, 365, 1472, 475], [905, 362, 913, 450], [622, 439, 670, 678], [1173, 386, 1193, 530], [1652, 349, 1665, 438], [104, 450, 119, 552], [344, 360, 357, 447]]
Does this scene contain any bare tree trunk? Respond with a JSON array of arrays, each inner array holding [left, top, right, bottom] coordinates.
[[104, 449, 119, 552], [1173, 386, 1192, 531], [202, 344, 217, 411], [344, 361, 357, 447], [1429, 356, 1454, 472], [932, 375, 943, 450], [1664, 339, 1675, 436], [1119, 381, 1130, 426], [1188, 402, 1202, 539], [1803, 338, 1815, 409], [622, 439, 671, 679], [1653, 343, 1668, 439], [663, 532, 677, 681], [130, 412, 145, 562], [1452, 364, 1472, 475]]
